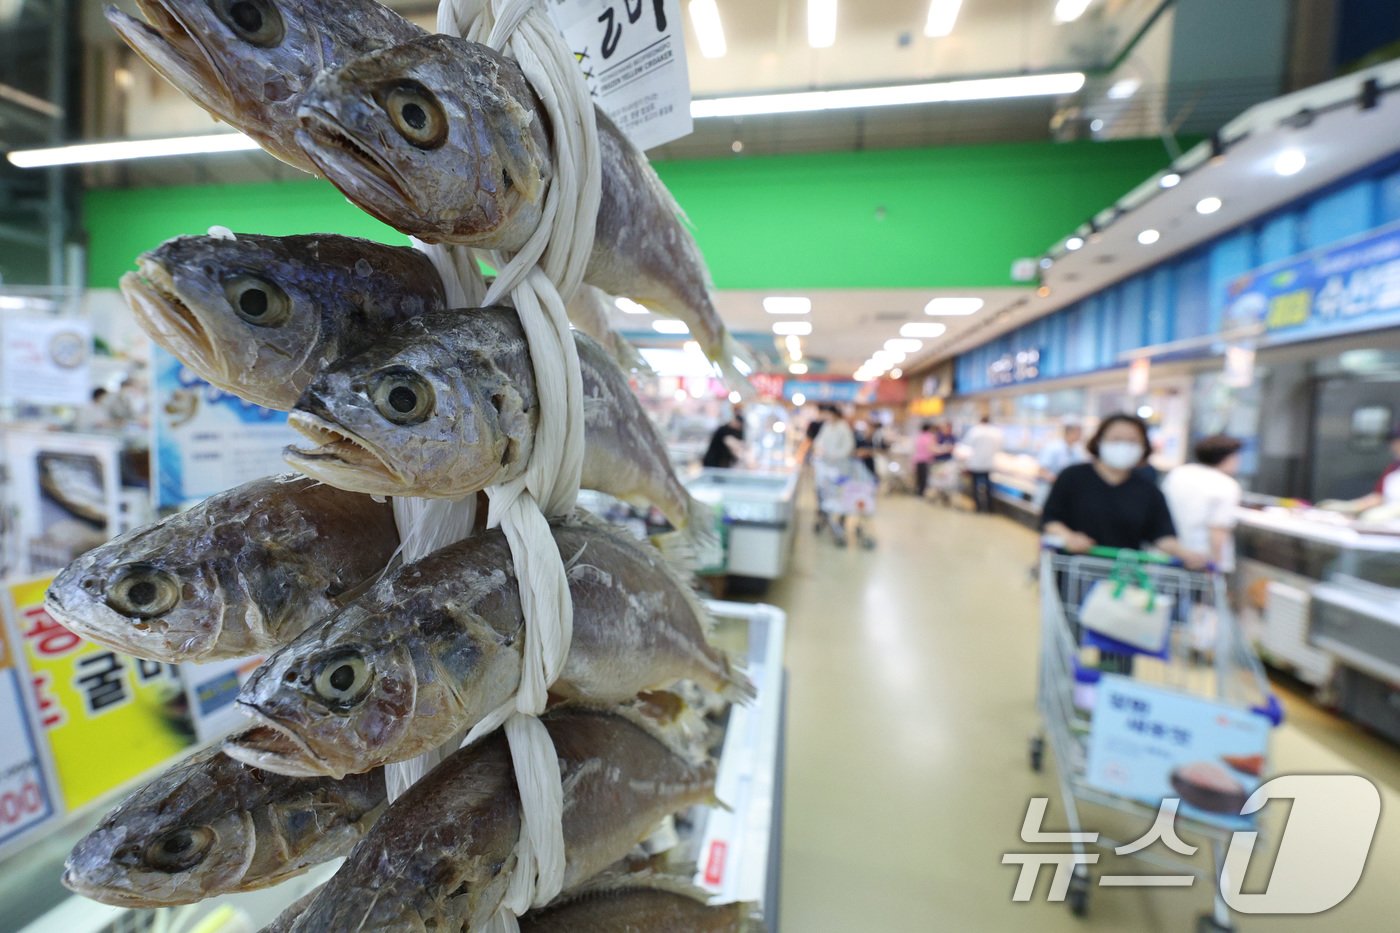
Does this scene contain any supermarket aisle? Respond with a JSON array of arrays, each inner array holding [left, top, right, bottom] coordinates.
[[766, 493, 1400, 932]]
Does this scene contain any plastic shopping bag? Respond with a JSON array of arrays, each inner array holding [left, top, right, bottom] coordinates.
[[1079, 559, 1175, 652]]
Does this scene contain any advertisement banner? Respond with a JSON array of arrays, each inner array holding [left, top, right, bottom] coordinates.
[[180, 656, 263, 744], [0, 313, 92, 407], [1227, 220, 1400, 345], [0, 611, 59, 858], [1085, 675, 1270, 830], [1, 429, 123, 576], [151, 346, 300, 511], [5, 577, 194, 811]]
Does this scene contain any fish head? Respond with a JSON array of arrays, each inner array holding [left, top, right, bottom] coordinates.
[[295, 34, 550, 248], [285, 326, 521, 497], [63, 755, 257, 906], [123, 234, 329, 409], [105, 0, 329, 166], [226, 608, 416, 777]]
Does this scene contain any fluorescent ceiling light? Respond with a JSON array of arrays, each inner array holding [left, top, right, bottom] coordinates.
[[653, 319, 690, 334], [789, 362, 809, 375], [924, 297, 984, 316], [901, 322, 947, 338], [1107, 78, 1140, 100], [733, 356, 752, 376], [924, 0, 962, 38], [764, 296, 811, 314], [792, 392, 807, 406], [1053, 0, 1093, 24], [729, 390, 742, 404], [872, 349, 905, 366], [890, 368, 903, 378], [1196, 196, 1223, 215], [688, 0, 727, 59], [1274, 148, 1306, 177], [885, 338, 923, 353], [808, 0, 836, 49], [1137, 229, 1160, 245], [691, 71, 1085, 119], [1065, 236, 1085, 251], [614, 297, 649, 314], [773, 321, 812, 336], [8, 131, 259, 168], [1159, 172, 1181, 189]]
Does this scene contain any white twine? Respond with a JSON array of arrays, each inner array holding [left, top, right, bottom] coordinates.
[[383, 0, 599, 917]]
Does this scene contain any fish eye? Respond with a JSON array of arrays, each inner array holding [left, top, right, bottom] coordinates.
[[312, 650, 371, 707], [107, 565, 181, 620], [146, 827, 214, 872], [384, 82, 448, 149], [370, 368, 435, 425], [224, 274, 291, 327], [211, 0, 285, 47]]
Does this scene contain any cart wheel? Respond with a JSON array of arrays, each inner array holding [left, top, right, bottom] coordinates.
[[1195, 915, 1233, 933], [1066, 872, 1090, 917], [1028, 736, 1045, 773]]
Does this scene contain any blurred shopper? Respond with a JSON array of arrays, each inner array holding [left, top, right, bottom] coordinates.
[[854, 419, 882, 481], [912, 422, 936, 497], [815, 407, 875, 549], [963, 415, 1004, 514], [1041, 413, 1207, 567], [1161, 435, 1244, 572], [1323, 428, 1400, 514], [1038, 421, 1087, 497], [796, 404, 828, 464], [934, 422, 957, 463], [702, 407, 746, 469]]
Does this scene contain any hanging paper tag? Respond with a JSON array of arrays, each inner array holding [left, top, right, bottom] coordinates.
[[544, 0, 693, 151]]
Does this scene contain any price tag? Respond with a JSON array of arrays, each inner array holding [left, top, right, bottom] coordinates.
[[546, 0, 693, 151]]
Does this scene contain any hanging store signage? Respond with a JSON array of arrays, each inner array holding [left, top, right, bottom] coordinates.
[[987, 347, 1042, 386], [1228, 220, 1400, 345], [0, 313, 92, 407], [4, 576, 194, 812], [151, 346, 300, 511], [180, 655, 263, 744], [783, 379, 861, 403], [546, 0, 693, 150], [0, 610, 59, 858]]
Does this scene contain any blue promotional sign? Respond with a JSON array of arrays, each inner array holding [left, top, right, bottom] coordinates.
[[1227, 221, 1400, 345], [151, 347, 301, 511], [782, 380, 862, 403], [1085, 675, 1270, 831]]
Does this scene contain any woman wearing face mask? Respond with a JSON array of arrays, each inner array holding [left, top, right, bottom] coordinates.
[[1041, 413, 1208, 569]]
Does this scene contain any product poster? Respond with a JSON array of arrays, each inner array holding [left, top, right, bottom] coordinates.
[[0, 313, 92, 407], [180, 655, 263, 743], [546, 0, 692, 150], [5, 576, 194, 811], [1085, 675, 1270, 830], [1, 429, 123, 576], [151, 346, 299, 511], [0, 613, 59, 858]]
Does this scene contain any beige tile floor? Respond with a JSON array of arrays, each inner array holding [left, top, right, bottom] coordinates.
[[761, 490, 1400, 932]]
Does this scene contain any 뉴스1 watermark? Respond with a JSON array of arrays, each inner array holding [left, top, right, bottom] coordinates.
[[1004, 774, 1382, 914]]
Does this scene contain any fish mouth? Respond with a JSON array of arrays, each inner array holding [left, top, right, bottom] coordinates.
[[107, 2, 234, 114], [61, 866, 155, 907], [121, 261, 227, 386], [296, 110, 416, 211], [224, 706, 337, 778], [284, 410, 405, 494]]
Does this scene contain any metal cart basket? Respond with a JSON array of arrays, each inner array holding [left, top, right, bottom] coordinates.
[[1031, 547, 1283, 932]]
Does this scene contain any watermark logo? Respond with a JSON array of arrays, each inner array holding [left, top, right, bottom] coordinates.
[[1004, 775, 1381, 913]]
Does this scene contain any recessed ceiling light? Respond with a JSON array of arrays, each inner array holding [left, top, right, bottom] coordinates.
[[688, 0, 728, 59], [792, 392, 807, 406], [789, 362, 809, 375], [808, 0, 837, 49], [773, 321, 813, 336], [885, 338, 923, 353], [1089, 118, 1104, 132], [924, 0, 962, 37], [901, 322, 947, 338], [1159, 172, 1181, 189], [925, 297, 984, 315], [728, 390, 742, 404], [653, 320, 689, 334], [1137, 229, 1161, 245], [1065, 236, 1085, 251], [890, 368, 903, 379], [1039, 257, 1054, 270], [1107, 78, 1140, 100], [1196, 196, 1223, 215], [764, 296, 811, 314], [615, 297, 649, 314], [1274, 148, 1306, 177], [1053, 0, 1093, 24]]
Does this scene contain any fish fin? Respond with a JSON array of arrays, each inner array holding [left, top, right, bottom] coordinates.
[[648, 492, 719, 573], [717, 331, 758, 399], [613, 333, 656, 376], [739, 904, 769, 932], [719, 656, 758, 706], [561, 864, 713, 903], [550, 696, 710, 766], [709, 792, 735, 813]]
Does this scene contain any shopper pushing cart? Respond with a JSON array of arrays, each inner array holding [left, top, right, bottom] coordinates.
[[812, 406, 876, 549]]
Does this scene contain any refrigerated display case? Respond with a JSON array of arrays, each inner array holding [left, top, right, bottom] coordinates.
[[685, 469, 799, 581]]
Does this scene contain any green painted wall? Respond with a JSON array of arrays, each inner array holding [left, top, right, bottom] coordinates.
[[83, 139, 1172, 290]]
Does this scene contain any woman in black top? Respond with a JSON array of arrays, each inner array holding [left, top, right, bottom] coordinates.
[[1041, 413, 1207, 568]]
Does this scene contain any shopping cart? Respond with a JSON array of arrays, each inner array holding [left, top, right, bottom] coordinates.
[[927, 460, 963, 506], [1031, 547, 1283, 932], [813, 459, 877, 547]]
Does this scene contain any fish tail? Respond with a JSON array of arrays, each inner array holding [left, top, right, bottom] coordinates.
[[612, 333, 656, 376], [719, 655, 758, 706], [717, 332, 758, 399], [648, 491, 720, 574], [738, 903, 769, 932]]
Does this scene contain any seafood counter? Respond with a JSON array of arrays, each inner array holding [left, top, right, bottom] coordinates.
[[5, 0, 780, 930]]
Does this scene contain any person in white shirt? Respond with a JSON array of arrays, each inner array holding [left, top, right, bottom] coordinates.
[[963, 416, 1004, 514], [1161, 435, 1244, 572], [814, 406, 875, 548], [1037, 421, 1087, 506]]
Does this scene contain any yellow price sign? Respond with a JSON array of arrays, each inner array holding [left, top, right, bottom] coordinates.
[[5, 577, 194, 811]]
